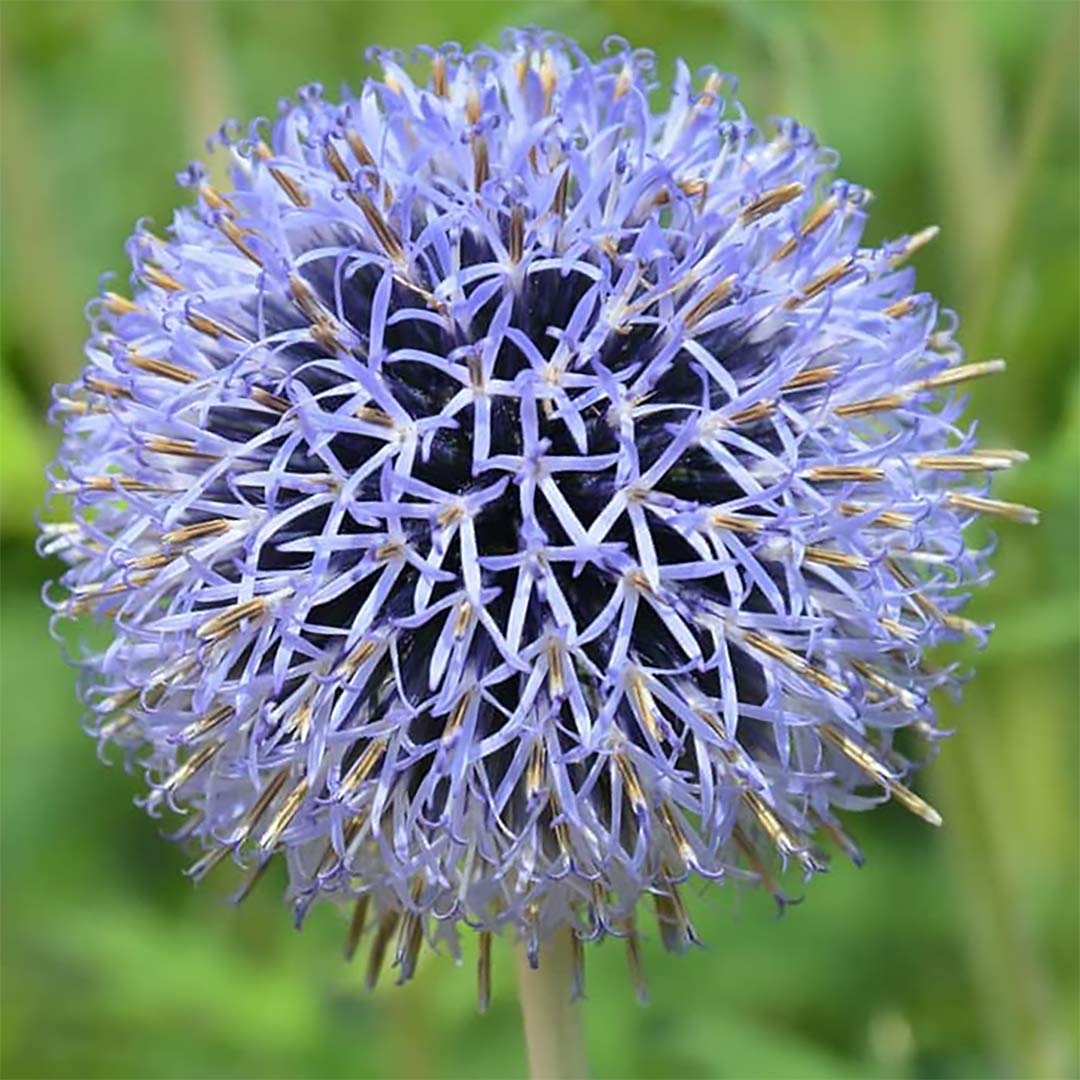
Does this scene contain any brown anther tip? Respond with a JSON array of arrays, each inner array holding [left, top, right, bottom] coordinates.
[[740, 181, 805, 225], [431, 54, 449, 99], [343, 895, 371, 963], [143, 265, 183, 292], [472, 133, 490, 191], [539, 52, 558, 115], [324, 141, 353, 184], [552, 167, 571, 219], [781, 364, 839, 392], [508, 205, 526, 265], [476, 931, 493, 1013], [200, 184, 231, 211], [104, 292, 139, 316], [218, 218, 262, 265], [84, 374, 131, 400], [783, 256, 855, 310], [144, 436, 218, 460], [945, 492, 1039, 525], [772, 196, 839, 262], [709, 511, 765, 535], [727, 399, 775, 425], [251, 386, 290, 414], [684, 274, 737, 329], [883, 296, 917, 319], [803, 465, 886, 484], [162, 518, 230, 546], [466, 88, 482, 127], [268, 165, 310, 208], [890, 225, 940, 267], [196, 597, 269, 642], [452, 599, 473, 639], [128, 352, 197, 385], [258, 776, 309, 853]]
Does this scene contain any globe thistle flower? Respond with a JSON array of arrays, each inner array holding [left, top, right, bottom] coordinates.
[[42, 30, 1035, 1004]]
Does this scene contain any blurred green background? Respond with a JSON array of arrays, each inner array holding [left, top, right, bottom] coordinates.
[[1, 2, 1077, 1078]]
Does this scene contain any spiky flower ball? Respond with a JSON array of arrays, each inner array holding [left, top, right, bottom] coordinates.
[[43, 32, 1034, 1000]]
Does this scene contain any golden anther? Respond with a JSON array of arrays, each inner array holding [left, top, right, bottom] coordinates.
[[143, 265, 183, 292], [104, 292, 139, 316], [355, 404, 395, 428], [546, 639, 565, 698], [179, 703, 234, 743], [336, 736, 388, 801], [162, 518, 230, 545], [772, 196, 839, 262], [335, 639, 379, 678], [472, 134, 490, 191], [365, 912, 400, 990], [781, 364, 839, 392], [258, 776, 309, 852], [128, 353, 196, 385], [526, 740, 547, 801], [539, 52, 558, 114], [850, 659, 920, 710], [144, 436, 218, 460], [913, 450, 1026, 472], [452, 599, 473, 639], [683, 274, 737, 329], [476, 930, 493, 1013], [742, 630, 847, 696], [162, 740, 222, 794], [256, 143, 310, 208], [185, 309, 248, 342], [802, 465, 886, 483], [218, 218, 262, 265], [196, 597, 269, 642], [884, 557, 981, 634], [250, 386, 289, 413], [727, 399, 775, 425], [834, 393, 906, 418], [883, 295, 917, 318], [465, 88, 482, 126], [944, 492, 1039, 525], [819, 722, 942, 826], [803, 545, 870, 571], [783, 256, 855, 309], [442, 693, 472, 744], [84, 374, 131, 399], [613, 752, 647, 813], [508, 205, 526, 265], [909, 358, 1006, 393], [709, 511, 766, 535], [344, 895, 371, 963], [199, 184, 231, 211], [740, 181, 804, 225], [627, 671, 662, 741], [889, 225, 939, 268], [839, 503, 915, 529], [431, 54, 449, 99], [657, 801, 695, 867], [82, 476, 173, 493]]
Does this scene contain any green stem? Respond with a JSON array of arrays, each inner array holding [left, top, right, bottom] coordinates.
[[515, 930, 588, 1080]]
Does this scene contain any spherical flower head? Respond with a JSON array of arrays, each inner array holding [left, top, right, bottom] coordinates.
[[42, 31, 1035, 999]]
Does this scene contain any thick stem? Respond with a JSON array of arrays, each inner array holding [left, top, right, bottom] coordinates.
[[515, 930, 588, 1079]]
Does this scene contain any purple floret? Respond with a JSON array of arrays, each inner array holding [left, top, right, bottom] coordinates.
[[41, 30, 1034, 999]]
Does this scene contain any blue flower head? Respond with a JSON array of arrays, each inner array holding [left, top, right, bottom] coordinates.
[[42, 31, 1035, 1002]]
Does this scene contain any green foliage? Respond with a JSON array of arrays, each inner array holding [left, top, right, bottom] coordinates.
[[1, 2, 1076, 1077]]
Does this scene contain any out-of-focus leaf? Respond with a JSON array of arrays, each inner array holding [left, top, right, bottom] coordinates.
[[0, 370, 49, 538]]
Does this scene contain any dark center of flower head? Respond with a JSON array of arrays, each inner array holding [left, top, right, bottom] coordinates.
[[44, 31, 1033, 1001]]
